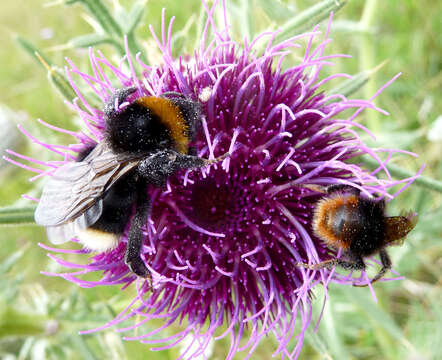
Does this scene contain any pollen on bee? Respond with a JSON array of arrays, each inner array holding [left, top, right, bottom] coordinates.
[[198, 87, 212, 103]]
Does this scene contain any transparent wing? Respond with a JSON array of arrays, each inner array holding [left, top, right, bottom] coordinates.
[[46, 221, 77, 245], [35, 142, 141, 227], [45, 200, 104, 244]]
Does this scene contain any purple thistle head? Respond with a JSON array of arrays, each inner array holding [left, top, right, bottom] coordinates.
[[8, 1, 423, 359]]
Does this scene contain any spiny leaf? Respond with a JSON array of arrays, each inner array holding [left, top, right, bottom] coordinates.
[[69, 33, 113, 48], [304, 327, 334, 360], [16, 37, 76, 101], [171, 14, 196, 55], [275, 0, 347, 42], [257, 0, 295, 21], [126, 0, 147, 35], [71, 336, 99, 360], [332, 20, 375, 34], [342, 287, 414, 350], [27, 50, 77, 102], [15, 36, 52, 66], [66, 0, 122, 37], [0, 246, 27, 274], [329, 61, 388, 98]]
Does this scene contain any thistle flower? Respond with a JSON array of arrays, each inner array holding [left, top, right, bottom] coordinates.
[[8, 1, 422, 359]]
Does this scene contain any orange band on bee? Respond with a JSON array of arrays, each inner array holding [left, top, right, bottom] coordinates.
[[312, 195, 359, 249], [136, 97, 189, 154]]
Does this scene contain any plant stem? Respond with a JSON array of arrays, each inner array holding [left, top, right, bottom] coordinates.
[[0, 206, 37, 226], [361, 157, 442, 193], [359, 0, 380, 131]]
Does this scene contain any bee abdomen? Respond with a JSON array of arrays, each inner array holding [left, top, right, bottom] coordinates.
[[313, 194, 361, 249], [89, 173, 137, 235], [348, 198, 386, 256], [76, 228, 120, 252], [78, 172, 138, 253]]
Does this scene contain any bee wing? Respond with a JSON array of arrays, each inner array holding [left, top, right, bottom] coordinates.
[[35, 142, 141, 227], [46, 221, 78, 245], [388, 238, 406, 247], [45, 200, 104, 244]]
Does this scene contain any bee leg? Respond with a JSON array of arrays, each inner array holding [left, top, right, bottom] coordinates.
[[103, 86, 137, 117], [354, 249, 392, 287], [160, 91, 187, 99], [187, 146, 198, 156], [326, 184, 361, 195], [173, 151, 230, 168], [124, 188, 152, 283], [138, 150, 230, 187], [297, 254, 365, 271], [295, 184, 361, 195]]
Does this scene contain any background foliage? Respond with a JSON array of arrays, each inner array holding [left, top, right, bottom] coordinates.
[[0, 0, 440, 359]]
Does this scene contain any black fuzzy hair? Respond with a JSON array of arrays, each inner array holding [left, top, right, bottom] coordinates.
[[349, 198, 386, 257], [105, 102, 172, 155]]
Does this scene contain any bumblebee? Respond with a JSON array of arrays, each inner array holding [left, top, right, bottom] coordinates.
[[35, 87, 227, 280], [297, 184, 418, 286]]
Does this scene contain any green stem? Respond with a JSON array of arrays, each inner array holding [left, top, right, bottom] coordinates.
[[0, 206, 37, 226], [360, 0, 378, 28], [241, 0, 253, 41], [0, 206, 36, 214], [360, 157, 442, 193], [0, 303, 49, 337], [359, 0, 380, 131]]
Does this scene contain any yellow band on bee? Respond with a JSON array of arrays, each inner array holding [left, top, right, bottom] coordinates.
[[136, 97, 189, 154]]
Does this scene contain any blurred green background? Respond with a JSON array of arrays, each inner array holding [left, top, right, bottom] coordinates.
[[0, 0, 440, 359]]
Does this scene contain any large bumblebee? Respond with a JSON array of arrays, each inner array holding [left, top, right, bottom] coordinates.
[[297, 184, 418, 286], [35, 87, 227, 280]]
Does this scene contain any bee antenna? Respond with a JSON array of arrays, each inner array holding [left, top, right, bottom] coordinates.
[[160, 91, 187, 99], [104, 87, 138, 117], [204, 152, 230, 165]]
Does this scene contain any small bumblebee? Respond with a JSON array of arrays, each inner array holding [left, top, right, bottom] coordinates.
[[297, 184, 418, 286], [35, 87, 227, 280]]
